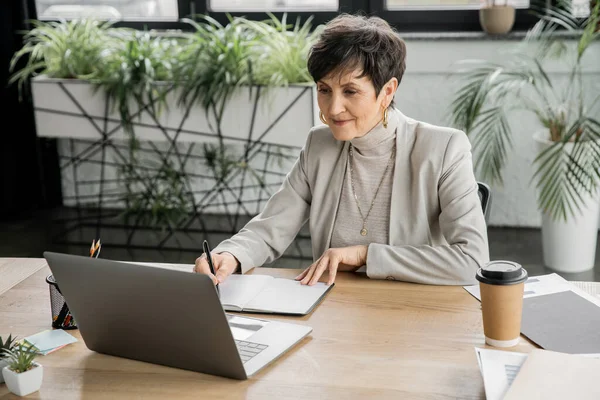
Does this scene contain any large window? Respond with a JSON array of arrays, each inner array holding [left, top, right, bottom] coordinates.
[[386, 0, 529, 10], [209, 0, 339, 12], [36, 0, 180, 20], [33, 0, 587, 31], [369, 0, 541, 32]]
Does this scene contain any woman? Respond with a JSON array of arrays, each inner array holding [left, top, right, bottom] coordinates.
[[194, 14, 489, 286]]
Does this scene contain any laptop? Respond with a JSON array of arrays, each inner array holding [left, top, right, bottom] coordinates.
[[43, 251, 313, 380]]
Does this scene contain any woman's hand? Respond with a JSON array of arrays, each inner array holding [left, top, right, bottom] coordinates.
[[194, 252, 239, 284], [295, 245, 368, 286]]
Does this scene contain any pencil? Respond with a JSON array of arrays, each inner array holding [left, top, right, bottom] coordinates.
[[90, 239, 101, 258]]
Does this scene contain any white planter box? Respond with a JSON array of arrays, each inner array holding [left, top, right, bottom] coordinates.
[[2, 363, 44, 397], [31, 76, 319, 148], [31, 76, 320, 213]]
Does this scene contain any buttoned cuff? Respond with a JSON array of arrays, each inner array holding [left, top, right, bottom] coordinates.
[[365, 243, 397, 281]]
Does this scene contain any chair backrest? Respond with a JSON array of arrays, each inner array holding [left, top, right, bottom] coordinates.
[[477, 182, 491, 223]]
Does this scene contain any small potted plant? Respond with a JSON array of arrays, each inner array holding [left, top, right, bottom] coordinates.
[[1, 343, 43, 397], [0, 334, 18, 384], [480, 0, 516, 34]]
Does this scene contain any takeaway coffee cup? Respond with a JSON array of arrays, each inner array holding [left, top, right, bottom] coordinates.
[[476, 261, 528, 348]]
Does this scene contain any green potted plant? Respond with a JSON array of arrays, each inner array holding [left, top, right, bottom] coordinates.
[[449, 0, 600, 272], [173, 13, 321, 148], [172, 13, 319, 197], [9, 18, 116, 96], [8, 15, 320, 240], [480, 0, 516, 35], [0, 334, 18, 384], [1, 342, 43, 397]]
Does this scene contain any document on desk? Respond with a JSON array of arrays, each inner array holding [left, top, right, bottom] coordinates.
[[475, 348, 600, 400], [465, 273, 600, 354], [474, 348, 527, 400], [463, 273, 587, 301], [219, 274, 334, 315], [503, 349, 600, 400]]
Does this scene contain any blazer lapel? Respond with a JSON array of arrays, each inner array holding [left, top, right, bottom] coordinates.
[[389, 110, 417, 246], [312, 141, 349, 258]]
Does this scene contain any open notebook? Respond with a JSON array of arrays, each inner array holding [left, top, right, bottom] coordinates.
[[125, 261, 333, 316], [218, 274, 334, 315]]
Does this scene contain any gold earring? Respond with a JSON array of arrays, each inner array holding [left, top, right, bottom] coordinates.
[[383, 107, 389, 129], [319, 110, 327, 124]]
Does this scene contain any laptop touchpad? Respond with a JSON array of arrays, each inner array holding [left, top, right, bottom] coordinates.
[[227, 315, 269, 341]]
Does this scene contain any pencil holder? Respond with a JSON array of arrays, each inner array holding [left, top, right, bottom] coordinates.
[[46, 274, 78, 330]]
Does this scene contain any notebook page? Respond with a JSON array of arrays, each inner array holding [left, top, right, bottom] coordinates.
[[244, 278, 331, 314], [219, 275, 273, 310]]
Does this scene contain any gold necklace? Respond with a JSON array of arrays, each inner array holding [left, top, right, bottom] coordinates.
[[348, 143, 396, 236]]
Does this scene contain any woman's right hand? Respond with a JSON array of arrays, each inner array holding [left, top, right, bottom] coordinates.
[[194, 251, 240, 284]]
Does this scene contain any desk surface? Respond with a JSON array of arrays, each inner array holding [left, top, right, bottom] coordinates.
[[0, 258, 543, 399]]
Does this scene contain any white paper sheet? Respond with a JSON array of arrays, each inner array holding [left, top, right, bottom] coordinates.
[[504, 349, 600, 400], [475, 347, 600, 400], [464, 273, 600, 307], [475, 348, 528, 400]]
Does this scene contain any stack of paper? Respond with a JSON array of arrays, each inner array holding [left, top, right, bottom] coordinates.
[[475, 348, 600, 400], [24, 329, 78, 355], [504, 349, 600, 399]]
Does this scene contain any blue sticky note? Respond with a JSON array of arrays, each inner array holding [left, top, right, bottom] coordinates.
[[24, 329, 78, 355]]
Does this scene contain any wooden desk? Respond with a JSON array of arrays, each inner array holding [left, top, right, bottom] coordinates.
[[0, 259, 538, 399], [0, 258, 47, 296]]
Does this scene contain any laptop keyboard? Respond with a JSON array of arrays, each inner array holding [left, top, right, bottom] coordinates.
[[235, 340, 269, 363]]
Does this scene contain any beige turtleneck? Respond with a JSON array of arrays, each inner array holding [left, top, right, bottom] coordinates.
[[330, 117, 396, 249]]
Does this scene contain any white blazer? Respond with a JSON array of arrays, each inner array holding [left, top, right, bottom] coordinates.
[[213, 108, 490, 285]]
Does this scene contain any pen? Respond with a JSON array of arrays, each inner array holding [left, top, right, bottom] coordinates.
[[90, 239, 101, 258], [203, 240, 219, 295]]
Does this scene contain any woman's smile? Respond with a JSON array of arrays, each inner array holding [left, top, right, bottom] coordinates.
[[332, 118, 353, 127]]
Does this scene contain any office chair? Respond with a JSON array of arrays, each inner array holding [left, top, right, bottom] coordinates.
[[477, 182, 491, 223]]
